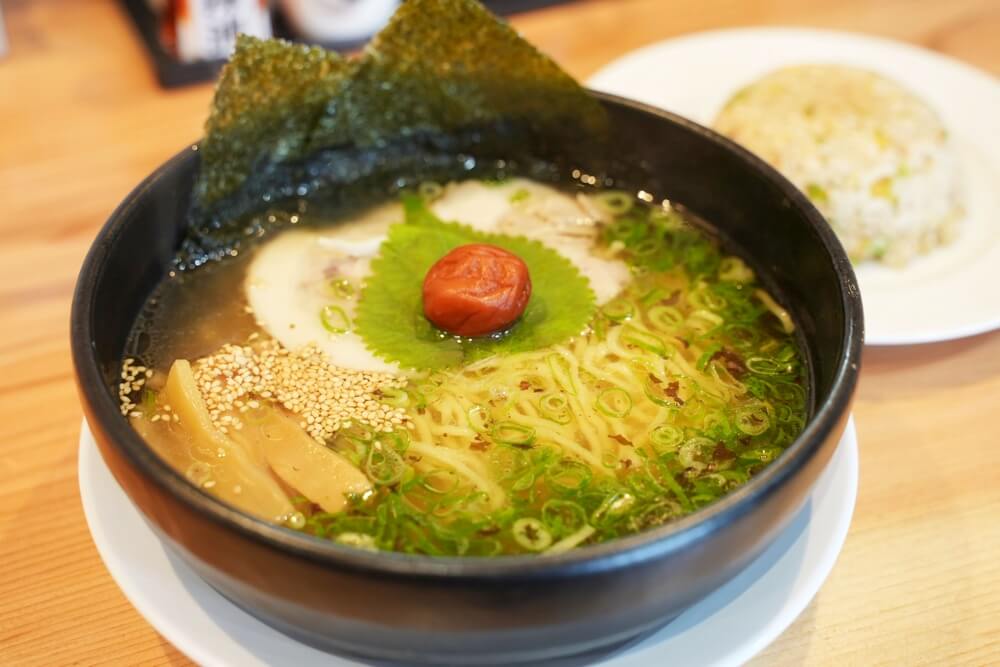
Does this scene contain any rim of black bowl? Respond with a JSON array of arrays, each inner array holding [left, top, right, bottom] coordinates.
[[71, 91, 863, 581]]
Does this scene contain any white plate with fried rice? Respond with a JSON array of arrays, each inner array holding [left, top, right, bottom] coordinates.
[[589, 28, 1000, 345]]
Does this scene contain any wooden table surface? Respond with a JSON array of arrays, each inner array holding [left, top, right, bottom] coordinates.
[[2, 0, 998, 664]]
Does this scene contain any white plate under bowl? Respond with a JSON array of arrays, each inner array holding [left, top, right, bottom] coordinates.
[[79, 417, 857, 666], [589, 28, 1000, 346]]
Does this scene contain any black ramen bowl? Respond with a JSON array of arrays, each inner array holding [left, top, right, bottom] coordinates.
[[72, 92, 863, 664]]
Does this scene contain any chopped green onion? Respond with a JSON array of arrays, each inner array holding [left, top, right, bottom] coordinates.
[[701, 412, 734, 440], [531, 445, 560, 468], [489, 445, 529, 480], [625, 468, 666, 498], [772, 344, 797, 364], [622, 325, 669, 357], [591, 315, 608, 340], [490, 421, 535, 447], [285, 512, 306, 530], [340, 421, 376, 444], [769, 381, 806, 404], [590, 492, 635, 526], [746, 357, 792, 376], [329, 278, 355, 298], [379, 387, 409, 408], [656, 466, 692, 511], [631, 500, 681, 529], [594, 191, 634, 215], [414, 378, 443, 405], [365, 442, 407, 486], [686, 309, 724, 328], [141, 388, 157, 414], [646, 305, 684, 330], [650, 424, 683, 454], [773, 403, 794, 422], [703, 473, 730, 490], [601, 298, 634, 322], [547, 459, 592, 493], [735, 404, 771, 435], [678, 437, 715, 470], [466, 538, 503, 557], [595, 387, 632, 418], [512, 518, 552, 551], [689, 287, 727, 311], [320, 304, 351, 334], [639, 287, 666, 306], [541, 499, 587, 535], [632, 238, 660, 257], [512, 470, 536, 491], [608, 217, 642, 243], [601, 450, 620, 469], [718, 257, 755, 283], [649, 207, 687, 230], [377, 429, 410, 454], [718, 468, 749, 484], [538, 393, 572, 425]]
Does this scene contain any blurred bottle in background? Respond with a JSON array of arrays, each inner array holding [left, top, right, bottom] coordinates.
[[156, 0, 272, 62], [140, 0, 560, 77], [279, 0, 400, 44], [0, 2, 7, 58]]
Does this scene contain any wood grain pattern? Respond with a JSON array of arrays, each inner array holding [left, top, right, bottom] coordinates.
[[1, 0, 998, 664]]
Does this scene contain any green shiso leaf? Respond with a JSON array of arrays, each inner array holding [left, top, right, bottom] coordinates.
[[196, 35, 350, 205], [193, 0, 606, 211], [355, 196, 596, 370]]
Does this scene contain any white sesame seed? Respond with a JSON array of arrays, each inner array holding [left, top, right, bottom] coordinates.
[[122, 339, 409, 441]]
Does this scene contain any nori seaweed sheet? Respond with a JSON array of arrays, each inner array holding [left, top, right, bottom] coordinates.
[[181, 0, 607, 268], [195, 36, 349, 207], [307, 0, 606, 150]]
